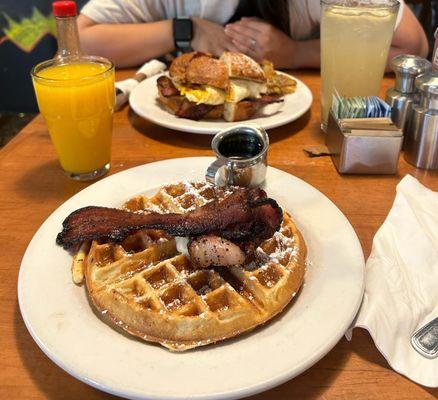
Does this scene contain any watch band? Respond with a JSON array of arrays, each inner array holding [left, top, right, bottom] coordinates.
[[173, 17, 193, 52], [175, 40, 191, 50]]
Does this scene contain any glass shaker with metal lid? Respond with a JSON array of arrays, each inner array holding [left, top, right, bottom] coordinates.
[[404, 71, 438, 170], [385, 55, 431, 131]]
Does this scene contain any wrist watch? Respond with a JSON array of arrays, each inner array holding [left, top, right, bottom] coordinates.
[[173, 17, 193, 52]]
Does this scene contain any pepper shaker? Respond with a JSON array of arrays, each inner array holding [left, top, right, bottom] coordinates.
[[386, 55, 431, 131], [404, 71, 438, 170]]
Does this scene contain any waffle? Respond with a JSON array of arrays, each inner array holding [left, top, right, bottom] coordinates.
[[74, 182, 307, 351]]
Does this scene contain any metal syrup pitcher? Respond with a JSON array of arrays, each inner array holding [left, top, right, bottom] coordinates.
[[386, 55, 431, 131], [404, 71, 438, 170]]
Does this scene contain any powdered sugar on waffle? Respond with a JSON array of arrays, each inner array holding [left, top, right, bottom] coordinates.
[[251, 231, 298, 270], [166, 298, 182, 310], [268, 231, 298, 263], [136, 181, 233, 214]]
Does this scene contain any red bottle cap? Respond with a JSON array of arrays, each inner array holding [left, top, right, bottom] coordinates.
[[53, 1, 77, 17]]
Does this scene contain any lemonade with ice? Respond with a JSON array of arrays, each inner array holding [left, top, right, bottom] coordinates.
[[320, 1, 399, 128]]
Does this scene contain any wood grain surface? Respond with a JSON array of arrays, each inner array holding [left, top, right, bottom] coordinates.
[[0, 70, 437, 399]]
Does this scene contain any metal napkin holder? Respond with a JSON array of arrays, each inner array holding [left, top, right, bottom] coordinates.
[[325, 110, 403, 174]]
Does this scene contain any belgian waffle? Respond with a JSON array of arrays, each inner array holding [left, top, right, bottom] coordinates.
[[74, 182, 307, 351]]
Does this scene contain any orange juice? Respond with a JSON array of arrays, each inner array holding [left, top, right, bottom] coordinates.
[[32, 60, 115, 176]]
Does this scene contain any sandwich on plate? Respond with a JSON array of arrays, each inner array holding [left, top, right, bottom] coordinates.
[[156, 51, 296, 121]]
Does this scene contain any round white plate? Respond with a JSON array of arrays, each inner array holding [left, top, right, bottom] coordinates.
[[129, 73, 313, 134], [18, 157, 364, 400]]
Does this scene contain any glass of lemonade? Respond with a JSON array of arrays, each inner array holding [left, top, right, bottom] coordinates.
[[320, 0, 400, 130], [31, 56, 115, 181]]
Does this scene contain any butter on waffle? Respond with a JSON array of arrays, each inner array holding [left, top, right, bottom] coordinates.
[[74, 181, 307, 351]]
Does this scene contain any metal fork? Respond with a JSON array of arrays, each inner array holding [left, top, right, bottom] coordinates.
[[411, 316, 438, 359]]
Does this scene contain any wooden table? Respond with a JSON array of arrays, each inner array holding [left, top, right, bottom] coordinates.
[[1, 70, 437, 399]]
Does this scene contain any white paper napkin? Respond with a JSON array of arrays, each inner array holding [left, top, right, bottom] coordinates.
[[347, 174, 438, 388], [115, 59, 166, 96]]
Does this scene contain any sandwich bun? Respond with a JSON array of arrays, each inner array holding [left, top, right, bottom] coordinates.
[[169, 52, 229, 90], [223, 100, 263, 122], [169, 52, 200, 84], [185, 56, 229, 90], [220, 51, 266, 83]]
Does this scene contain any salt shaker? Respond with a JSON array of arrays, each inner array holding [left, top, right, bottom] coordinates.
[[386, 55, 431, 131], [404, 72, 438, 170]]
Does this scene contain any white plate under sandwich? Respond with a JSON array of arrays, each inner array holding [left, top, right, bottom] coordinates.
[[129, 73, 313, 135], [18, 157, 364, 400]]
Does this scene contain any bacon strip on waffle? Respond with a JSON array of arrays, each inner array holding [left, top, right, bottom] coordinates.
[[56, 187, 282, 250]]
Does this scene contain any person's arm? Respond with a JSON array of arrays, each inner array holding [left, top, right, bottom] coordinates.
[[224, 17, 319, 69], [387, 5, 429, 63], [78, 14, 174, 67], [225, 5, 429, 70], [78, 15, 238, 67]]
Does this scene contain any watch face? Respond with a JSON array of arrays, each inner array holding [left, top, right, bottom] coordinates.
[[174, 19, 192, 42]]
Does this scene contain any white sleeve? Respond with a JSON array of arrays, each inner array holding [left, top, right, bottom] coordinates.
[[80, 0, 166, 24], [394, 0, 405, 29], [310, 0, 405, 30]]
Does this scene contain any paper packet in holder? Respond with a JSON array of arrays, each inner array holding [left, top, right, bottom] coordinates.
[[325, 111, 403, 174]]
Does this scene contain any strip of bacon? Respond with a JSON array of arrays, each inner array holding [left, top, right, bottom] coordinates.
[[175, 98, 214, 120], [157, 76, 180, 97], [56, 188, 282, 251], [258, 94, 284, 104]]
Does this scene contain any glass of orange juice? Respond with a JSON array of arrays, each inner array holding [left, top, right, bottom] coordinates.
[[31, 55, 115, 181]]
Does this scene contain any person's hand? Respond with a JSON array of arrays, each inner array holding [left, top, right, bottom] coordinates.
[[191, 17, 238, 56], [225, 17, 295, 68]]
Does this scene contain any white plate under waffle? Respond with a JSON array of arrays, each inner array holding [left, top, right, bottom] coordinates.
[[18, 157, 364, 400], [129, 72, 313, 135]]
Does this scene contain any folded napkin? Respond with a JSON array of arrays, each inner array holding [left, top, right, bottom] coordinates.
[[115, 59, 166, 110], [347, 174, 438, 387]]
